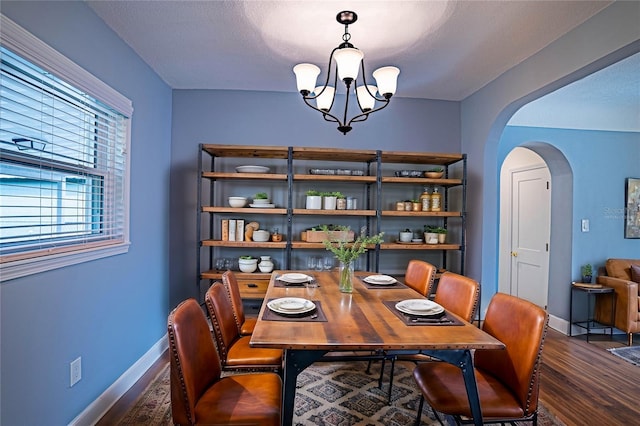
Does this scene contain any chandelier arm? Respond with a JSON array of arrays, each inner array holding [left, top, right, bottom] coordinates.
[[300, 94, 344, 126], [346, 98, 391, 126]]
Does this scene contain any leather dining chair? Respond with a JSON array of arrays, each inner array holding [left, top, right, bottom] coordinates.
[[222, 270, 257, 335], [205, 282, 283, 373], [382, 271, 480, 403], [405, 259, 437, 297], [168, 298, 282, 425], [413, 292, 549, 425]]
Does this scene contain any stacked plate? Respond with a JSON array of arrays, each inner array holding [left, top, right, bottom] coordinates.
[[363, 274, 397, 286], [267, 297, 315, 315], [235, 165, 270, 173], [395, 299, 444, 316], [277, 273, 313, 284]]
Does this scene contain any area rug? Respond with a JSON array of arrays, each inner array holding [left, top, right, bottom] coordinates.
[[118, 360, 563, 425], [608, 346, 640, 366]]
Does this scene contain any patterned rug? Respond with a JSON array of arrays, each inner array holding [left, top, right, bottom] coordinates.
[[118, 360, 563, 425], [608, 346, 640, 366]]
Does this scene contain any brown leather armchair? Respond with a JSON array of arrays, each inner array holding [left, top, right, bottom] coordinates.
[[168, 298, 282, 425], [595, 258, 640, 345]]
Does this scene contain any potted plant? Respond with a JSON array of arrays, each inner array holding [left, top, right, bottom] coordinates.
[[322, 191, 337, 210], [334, 192, 347, 210], [305, 224, 355, 243], [399, 228, 413, 242], [433, 226, 448, 244], [321, 226, 384, 293], [252, 192, 270, 205], [238, 256, 258, 273], [411, 199, 421, 211], [424, 225, 439, 244], [305, 190, 322, 209], [581, 264, 593, 283], [425, 168, 444, 178]]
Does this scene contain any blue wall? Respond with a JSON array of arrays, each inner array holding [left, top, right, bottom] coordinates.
[[1, 2, 172, 425]]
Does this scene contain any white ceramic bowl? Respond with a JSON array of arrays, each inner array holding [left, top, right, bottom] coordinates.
[[228, 196, 247, 207], [252, 230, 270, 242], [238, 258, 258, 273]]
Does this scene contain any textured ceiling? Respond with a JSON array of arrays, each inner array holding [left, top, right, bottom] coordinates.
[[87, 0, 611, 100], [86, 0, 638, 131]]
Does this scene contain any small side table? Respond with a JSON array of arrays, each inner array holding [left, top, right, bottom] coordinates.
[[569, 283, 615, 342]]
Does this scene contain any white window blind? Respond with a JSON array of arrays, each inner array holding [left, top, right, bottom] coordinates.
[[0, 15, 132, 280]]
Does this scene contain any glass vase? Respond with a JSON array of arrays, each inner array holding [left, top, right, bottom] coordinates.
[[339, 260, 354, 293]]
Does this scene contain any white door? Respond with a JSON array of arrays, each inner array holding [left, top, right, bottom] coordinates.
[[510, 166, 551, 308]]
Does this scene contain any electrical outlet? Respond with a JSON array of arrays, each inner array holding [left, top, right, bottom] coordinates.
[[70, 357, 82, 387], [581, 219, 590, 232]]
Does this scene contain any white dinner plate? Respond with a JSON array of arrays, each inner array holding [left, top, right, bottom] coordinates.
[[278, 273, 313, 283], [363, 275, 397, 285], [235, 165, 270, 173], [249, 203, 275, 208], [395, 299, 444, 316], [268, 297, 316, 315]]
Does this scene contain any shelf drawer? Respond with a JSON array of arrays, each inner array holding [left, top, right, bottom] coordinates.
[[237, 277, 270, 299]]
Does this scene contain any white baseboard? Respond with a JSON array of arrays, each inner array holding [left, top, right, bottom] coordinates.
[[68, 334, 168, 426]]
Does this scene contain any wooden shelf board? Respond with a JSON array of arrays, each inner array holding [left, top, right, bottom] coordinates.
[[202, 207, 287, 214], [380, 243, 461, 250], [381, 210, 462, 217], [380, 151, 464, 165], [291, 147, 377, 162], [202, 172, 287, 180], [294, 174, 376, 182], [201, 240, 287, 248], [201, 270, 272, 280], [292, 209, 376, 216], [201, 144, 289, 159], [382, 177, 463, 186]]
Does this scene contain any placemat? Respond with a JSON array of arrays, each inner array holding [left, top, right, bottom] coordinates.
[[261, 299, 328, 322], [382, 300, 463, 326], [357, 276, 408, 289], [274, 276, 318, 288]]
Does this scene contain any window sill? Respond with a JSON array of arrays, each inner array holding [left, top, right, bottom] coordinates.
[[0, 242, 131, 282]]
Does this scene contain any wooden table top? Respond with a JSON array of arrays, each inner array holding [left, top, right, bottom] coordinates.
[[250, 270, 504, 352]]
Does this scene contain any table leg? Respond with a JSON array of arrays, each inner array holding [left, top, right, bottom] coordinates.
[[423, 349, 483, 426], [281, 349, 327, 426]]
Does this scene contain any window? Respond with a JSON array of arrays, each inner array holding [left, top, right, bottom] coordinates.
[[0, 15, 132, 281]]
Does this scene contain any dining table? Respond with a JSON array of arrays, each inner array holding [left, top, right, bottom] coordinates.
[[249, 270, 505, 426]]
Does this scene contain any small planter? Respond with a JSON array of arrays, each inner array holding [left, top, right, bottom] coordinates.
[[399, 231, 413, 242], [323, 196, 337, 210], [306, 195, 322, 209], [437, 233, 447, 244], [424, 232, 438, 244]]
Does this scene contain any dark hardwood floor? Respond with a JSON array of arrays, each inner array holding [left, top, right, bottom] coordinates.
[[97, 329, 639, 425]]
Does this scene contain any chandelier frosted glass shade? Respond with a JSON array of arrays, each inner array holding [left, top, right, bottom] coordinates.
[[293, 63, 320, 94], [314, 86, 335, 111], [372, 66, 400, 97], [334, 48, 364, 82], [292, 10, 400, 134]]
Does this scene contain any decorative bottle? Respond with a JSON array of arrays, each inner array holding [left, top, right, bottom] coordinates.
[[419, 187, 431, 211], [431, 187, 442, 212]]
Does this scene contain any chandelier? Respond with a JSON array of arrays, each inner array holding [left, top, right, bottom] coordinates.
[[293, 11, 400, 135]]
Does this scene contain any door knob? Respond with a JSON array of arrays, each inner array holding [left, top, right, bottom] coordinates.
[[511, 252, 518, 257]]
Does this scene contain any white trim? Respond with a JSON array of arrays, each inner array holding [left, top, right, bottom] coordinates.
[[67, 334, 168, 426], [1, 14, 133, 117], [0, 242, 131, 282]]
